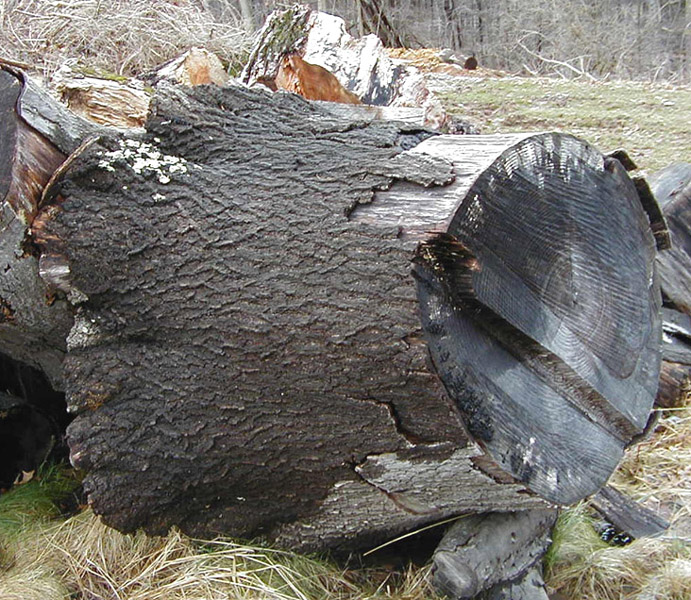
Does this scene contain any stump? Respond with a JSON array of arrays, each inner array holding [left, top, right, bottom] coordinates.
[[0, 66, 664, 559]]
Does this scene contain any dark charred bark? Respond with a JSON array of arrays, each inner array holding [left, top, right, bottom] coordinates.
[[28, 83, 550, 551], [1, 73, 663, 555]]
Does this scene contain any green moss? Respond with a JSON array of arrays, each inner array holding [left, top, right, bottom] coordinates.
[[0, 462, 81, 538], [249, 4, 312, 71], [76, 65, 130, 83]]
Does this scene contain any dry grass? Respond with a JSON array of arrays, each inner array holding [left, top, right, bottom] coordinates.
[[545, 392, 691, 600], [0, 505, 435, 600], [434, 74, 691, 173], [2, 396, 687, 600], [0, 0, 250, 80]]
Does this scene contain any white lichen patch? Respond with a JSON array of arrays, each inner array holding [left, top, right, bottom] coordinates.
[[96, 139, 188, 184], [67, 313, 104, 351]]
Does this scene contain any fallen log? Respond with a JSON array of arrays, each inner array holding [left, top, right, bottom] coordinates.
[[431, 509, 557, 599], [657, 307, 691, 407], [591, 484, 669, 540], [1, 67, 663, 563], [0, 65, 87, 389], [241, 5, 447, 128]]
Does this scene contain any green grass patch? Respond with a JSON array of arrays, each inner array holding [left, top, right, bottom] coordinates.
[[437, 76, 691, 172], [0, 462, 81, 537]]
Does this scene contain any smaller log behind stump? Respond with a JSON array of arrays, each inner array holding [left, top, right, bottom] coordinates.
[[649, 162, 691, 314], [431, 509, 557, 599], [0, 66, 75, 388]]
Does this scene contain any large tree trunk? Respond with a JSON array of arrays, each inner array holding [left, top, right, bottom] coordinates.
[[1, 67, 664, 557]]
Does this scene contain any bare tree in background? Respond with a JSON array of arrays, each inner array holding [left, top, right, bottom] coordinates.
[[238, 0, 256, 30], [3, 0, 684, 81]]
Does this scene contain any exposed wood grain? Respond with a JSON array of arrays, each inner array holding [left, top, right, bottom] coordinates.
[[410, 134, 661, 505], [0, 68, 73, 388], [9, 67, 106, 154]]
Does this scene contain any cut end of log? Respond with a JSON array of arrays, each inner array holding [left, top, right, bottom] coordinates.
[[413, 133, 662, 506]]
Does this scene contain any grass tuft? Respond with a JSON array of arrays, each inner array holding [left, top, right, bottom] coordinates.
[[1, 499, 437, 600], [0, 462, 80, 536], [545, 392, 691, 600]]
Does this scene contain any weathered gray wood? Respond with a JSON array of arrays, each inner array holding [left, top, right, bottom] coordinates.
[[7, 65, 107, 154], [0, 67, 73, 388], [274, 445, 546, 554], [478, 565, 549, 600], [649, 162, 691, 314], [662, 332, 691, 365], [591, 484, 669, 540], [314, 101, 429, 127], [241, 4, 312, 86], [657, 308, 691, 407], [431, 509, 557, 599], [662, 306, 691, 342], [242, 6, 448, 127], [407, 135, 662, 505]]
